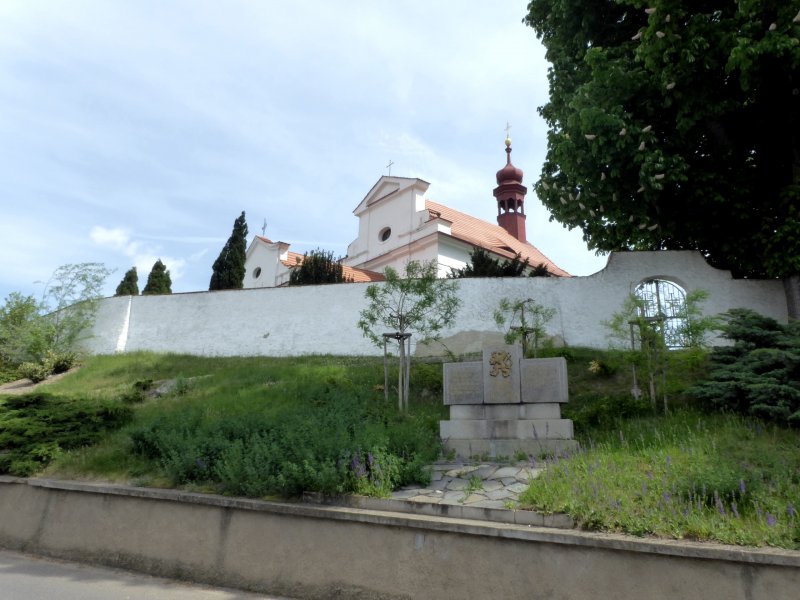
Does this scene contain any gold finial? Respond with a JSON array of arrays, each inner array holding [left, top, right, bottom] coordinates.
[[504, 122, 512, 146]]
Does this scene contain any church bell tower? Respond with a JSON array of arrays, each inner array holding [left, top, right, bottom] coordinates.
[[493, 135, 528, 243]]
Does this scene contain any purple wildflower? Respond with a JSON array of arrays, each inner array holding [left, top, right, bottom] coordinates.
[[714, 491, 725, 516], [662, 492, 671, 504], [739, 479, 746, 495], [731, 502, 739, 519], [788, 503, 796, 519], [766, 513, 777, 527]]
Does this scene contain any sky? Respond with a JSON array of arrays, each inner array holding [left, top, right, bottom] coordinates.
[[0, 0, 608, 302]]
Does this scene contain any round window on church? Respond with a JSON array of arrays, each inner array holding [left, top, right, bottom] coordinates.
[[379, 227, 391, 242], [253, 267, 262, 279]]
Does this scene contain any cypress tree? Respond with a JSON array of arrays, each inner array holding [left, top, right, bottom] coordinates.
[[142, 260, 172, 295], [114, 267, 139, 296], [209, 211, 248, 290]]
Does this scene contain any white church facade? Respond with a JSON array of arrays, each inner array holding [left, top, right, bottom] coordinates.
[[243, 139, 568, 288]]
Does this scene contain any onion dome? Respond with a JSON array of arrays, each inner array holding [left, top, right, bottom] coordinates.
[[495, 136, 524, 184]]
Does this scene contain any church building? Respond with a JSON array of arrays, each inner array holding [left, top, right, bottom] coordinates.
[[243, 137, 569, 288]]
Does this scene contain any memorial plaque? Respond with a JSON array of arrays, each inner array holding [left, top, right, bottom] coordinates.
[[520, 357, 568, 404], [443, 362, 483, 405], [483, 344, 521, 404]]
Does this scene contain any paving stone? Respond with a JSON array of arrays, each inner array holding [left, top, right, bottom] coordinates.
[[430, 471, 443, 482], [481, 480, 503, 492], [490, 466, 523, 479], [487, 489, 514, 501], [446, 478, 469, 491], [429, 479, 450, 491], [445, 465, 479, 478], [506, 482, 529, 494], [462, 493, 488, 505], [471, 465, 498, 479], [500, 477, 517, 485], [443, 490, 465, 502], [515, 470, 532, 482]]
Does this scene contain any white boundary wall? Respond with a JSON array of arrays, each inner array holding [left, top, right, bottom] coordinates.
[[86, 251, 787, 357]]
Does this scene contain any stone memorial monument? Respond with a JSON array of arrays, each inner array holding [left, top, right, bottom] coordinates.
[[440, 345, 578, 458]]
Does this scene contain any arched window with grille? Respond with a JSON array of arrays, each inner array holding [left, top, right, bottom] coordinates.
[[634, 279, 689, 348]]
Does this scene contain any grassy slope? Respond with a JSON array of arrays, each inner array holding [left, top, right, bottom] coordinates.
[[2, 348, 798, 548]]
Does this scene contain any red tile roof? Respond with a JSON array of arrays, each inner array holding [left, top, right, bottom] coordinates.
[[425, 200, 570, 277]]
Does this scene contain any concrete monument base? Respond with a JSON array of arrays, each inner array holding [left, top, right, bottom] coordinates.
[[440, 345, 577, 459]]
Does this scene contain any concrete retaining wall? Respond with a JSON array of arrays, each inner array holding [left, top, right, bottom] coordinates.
[[84, 251, 787, 357], [1, 478, 797, 599]]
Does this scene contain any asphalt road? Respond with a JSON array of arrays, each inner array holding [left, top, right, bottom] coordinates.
[[0, 549, 293, 600]]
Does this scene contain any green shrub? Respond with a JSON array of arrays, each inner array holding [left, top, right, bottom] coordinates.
[[691, 309, 800, 425], [0, 392, 133, 475], [17, 361, 50, 383], [47, 350, 78, 374], [565, 393, 651, 429], [127, 373, 441, 498]]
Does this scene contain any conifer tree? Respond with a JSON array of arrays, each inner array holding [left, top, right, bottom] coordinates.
[[209, 211, 248, 290], [114, 267, 139, 296], [142, 260, 172, 295]]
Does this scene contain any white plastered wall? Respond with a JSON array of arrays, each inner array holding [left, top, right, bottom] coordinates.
[[85, 251, 788, 357]]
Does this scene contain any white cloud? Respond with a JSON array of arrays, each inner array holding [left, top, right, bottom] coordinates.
[[89, 226, 131, 251]]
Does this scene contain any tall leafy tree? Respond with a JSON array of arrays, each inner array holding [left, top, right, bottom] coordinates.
[[525, 1, 800, 278], [115, 267, 139, 296], [209, 211, 248, 290], [288, 248, 353, 286], [142, 260, 172, 295]]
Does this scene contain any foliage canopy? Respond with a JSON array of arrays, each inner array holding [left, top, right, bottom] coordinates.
[[357, 261, 461, 347], [525, 1, 800, 277], [450, 247, 550, 278], [288, 248, 353, 286]]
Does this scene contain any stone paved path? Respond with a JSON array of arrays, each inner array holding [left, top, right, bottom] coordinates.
[[390, 460, 544, 510], [306, 458, 574, 527]]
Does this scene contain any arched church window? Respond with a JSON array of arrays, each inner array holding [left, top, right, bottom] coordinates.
[[379, 227, 391, 242], [253, 267, 262, 279], [634, 279, 688, 348]]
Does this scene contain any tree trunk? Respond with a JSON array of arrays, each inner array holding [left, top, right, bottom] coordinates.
[[784, 275, 800, 320]]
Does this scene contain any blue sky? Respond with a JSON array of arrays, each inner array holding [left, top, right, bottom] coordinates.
[[0, 1, 608, 302]]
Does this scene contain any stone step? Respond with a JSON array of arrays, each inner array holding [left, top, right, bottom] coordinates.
[[440, 419, 574, 440], [443, 439, 579, 460], [448, 403, 562, 420]]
